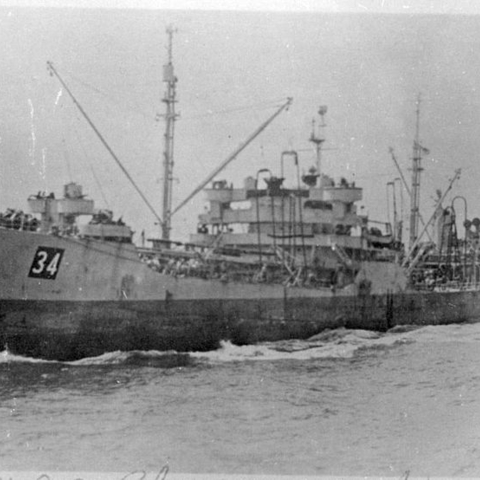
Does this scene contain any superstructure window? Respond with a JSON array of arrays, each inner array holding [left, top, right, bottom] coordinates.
[[304, 200, 333, 210]]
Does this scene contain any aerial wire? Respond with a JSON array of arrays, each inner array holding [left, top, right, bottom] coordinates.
[[47, 61, 163, 226]]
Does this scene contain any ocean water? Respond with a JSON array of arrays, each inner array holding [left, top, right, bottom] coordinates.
[[1, 323, 480, 478]]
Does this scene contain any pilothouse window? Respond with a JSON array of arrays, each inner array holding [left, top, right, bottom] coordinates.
[[304, 200, 333, 210]]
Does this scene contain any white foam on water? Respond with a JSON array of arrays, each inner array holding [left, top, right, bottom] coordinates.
[[0, 348, 56, 364], [2, 321, 479, 366], [67, 349, 188, 366], [191, 327, 412, 363], [0, 348, 136, 366], [66, 350, 132, 366], [0, 348, 189, 367]]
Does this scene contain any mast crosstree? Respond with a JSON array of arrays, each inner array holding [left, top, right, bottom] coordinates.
[[309, 105, 327, 175]]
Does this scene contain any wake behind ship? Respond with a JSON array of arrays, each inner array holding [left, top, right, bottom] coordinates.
[[1, 29, 479, 361]]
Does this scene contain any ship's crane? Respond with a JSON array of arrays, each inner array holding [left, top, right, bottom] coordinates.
[[172, 97, 293, 216], [389, 146, 433, 244], [402, 168, 461, 269]]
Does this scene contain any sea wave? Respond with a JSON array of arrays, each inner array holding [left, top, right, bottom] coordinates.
[[0, 349, 56, 365], [1, 321, 479, 367], [191, 327, 415, 363], [396, 322, 480, 343], [192, 321, 480, 363], [67, 349, 191, 367], [0, 348, 192, 368]]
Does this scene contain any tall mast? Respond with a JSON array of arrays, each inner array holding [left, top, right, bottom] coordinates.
[[309, 105, 328, 175], [409, 94, 427, 249], [160, 25, 179, 241]]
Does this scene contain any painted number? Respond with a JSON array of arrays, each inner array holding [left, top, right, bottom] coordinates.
[[29, 247, 65, 280]]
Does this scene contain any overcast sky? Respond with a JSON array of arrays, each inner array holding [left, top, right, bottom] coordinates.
[[1, 3, 480, 241]]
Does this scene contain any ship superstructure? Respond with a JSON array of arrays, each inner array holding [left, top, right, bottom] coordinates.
[[185, 107, 396, 287]]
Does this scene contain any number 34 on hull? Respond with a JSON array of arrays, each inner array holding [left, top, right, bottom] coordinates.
[[29, 247, 65, 280]]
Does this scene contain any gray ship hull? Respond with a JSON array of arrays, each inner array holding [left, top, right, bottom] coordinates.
[[0, 228, 477, 360]]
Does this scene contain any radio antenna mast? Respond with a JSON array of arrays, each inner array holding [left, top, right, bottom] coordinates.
[[159, 25, 179, 241], [409, 94, 428, 249]]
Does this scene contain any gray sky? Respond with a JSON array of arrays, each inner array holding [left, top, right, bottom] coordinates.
[[1, 3, 480, 240]]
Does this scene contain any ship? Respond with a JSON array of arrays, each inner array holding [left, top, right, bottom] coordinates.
[[0, 28, 479, 361]]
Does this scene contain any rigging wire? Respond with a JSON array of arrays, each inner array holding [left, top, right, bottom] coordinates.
[[66, 69, 288, 123], [67, 71, 153, 122], [47, 61, 163, 226], [183, 99, 288, 121]]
